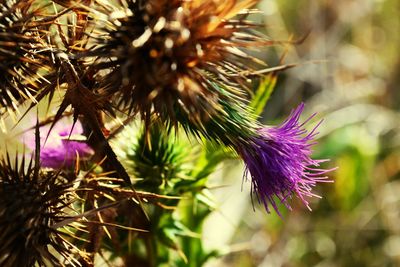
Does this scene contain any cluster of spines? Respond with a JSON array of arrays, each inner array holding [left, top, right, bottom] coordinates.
[[0, 153, 86, 266], [0, 0, 51, 114]]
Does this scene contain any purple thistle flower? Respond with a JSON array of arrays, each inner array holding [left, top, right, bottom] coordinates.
[[239, 103, 333, 214], [24, 119, 94, 169]]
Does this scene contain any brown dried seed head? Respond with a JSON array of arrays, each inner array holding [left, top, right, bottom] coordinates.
[[0, 155, 86, 266], [0, 0, 51, 113], [93, 0, 263, 127]]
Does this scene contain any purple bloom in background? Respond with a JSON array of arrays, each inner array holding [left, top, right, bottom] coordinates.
[[24, 119, 94, 169], [239, 103, 333, 214]]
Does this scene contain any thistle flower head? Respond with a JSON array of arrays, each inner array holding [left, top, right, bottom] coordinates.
[[0, 0, 50, 112], [93, 0, 262, 126], [239, 104, 332, 213], [24, 119, 94, 169], [0, 154, 86, 266]]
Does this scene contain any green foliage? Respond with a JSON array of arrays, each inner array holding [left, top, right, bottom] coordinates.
[[250, 73, 278, 116], [112, 122, 232, 265]]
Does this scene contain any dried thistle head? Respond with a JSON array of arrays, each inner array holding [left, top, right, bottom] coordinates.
[[52, 0, 93, 8], [0, 0, 51, 113], [35, 5, 116, 132], [92, 0, 263, 127], [0, 154, 87, 266]]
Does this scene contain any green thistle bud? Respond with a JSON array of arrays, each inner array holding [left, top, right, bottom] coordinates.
[[128, 125, 183, 192], [116, 123, 186, 192]]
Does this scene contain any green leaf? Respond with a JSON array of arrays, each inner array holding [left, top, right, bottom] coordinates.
[[190, 141, 235, 180], [250, 73, 278, 116]]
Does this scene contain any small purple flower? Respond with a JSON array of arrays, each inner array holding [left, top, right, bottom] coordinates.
[[239, 103, 333, 214], [24, 119, 94, 169]]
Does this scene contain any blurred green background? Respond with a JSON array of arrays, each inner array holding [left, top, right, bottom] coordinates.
[[203, 0, 400, 266]]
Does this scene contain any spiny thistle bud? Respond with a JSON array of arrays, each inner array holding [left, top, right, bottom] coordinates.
[[0, 0, 50, 113], [0, 154, 87, 266], [91, 0, 263, 126], [126, 123, 185, 192]]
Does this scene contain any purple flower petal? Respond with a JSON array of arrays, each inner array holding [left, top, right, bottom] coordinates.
[[239, 103, 333, 214], [24, 119, 94, 169]]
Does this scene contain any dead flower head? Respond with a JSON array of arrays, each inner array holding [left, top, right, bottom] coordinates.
[[91, 0, 264, 127]]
